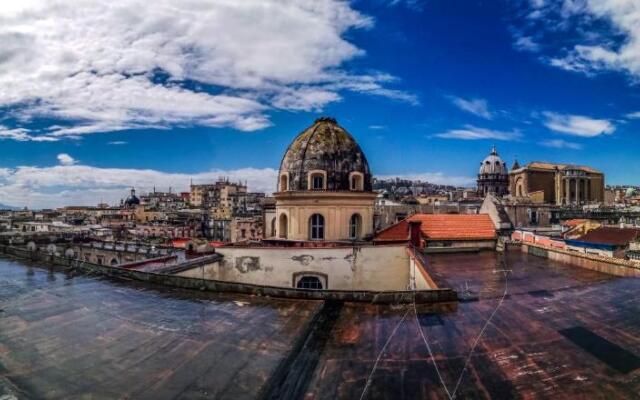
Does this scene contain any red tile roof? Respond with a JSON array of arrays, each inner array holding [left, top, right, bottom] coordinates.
[[409, 214, 496, 240], [374, 214, 496, 242]]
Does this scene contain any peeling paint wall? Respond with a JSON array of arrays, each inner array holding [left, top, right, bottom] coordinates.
[[178, 245, 410, 291]]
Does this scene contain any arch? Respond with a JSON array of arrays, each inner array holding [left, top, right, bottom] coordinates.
[[309, 213, 325, 240], [270, 217, 276, 237], [279, 173, 289, 191], [278, 213, 288, 239], [349, 213, 362, 240], [349, 171, 364, 191], [515, 177, 524, 197], [293, 273, 327, 290], [110, 258, 118, 266]]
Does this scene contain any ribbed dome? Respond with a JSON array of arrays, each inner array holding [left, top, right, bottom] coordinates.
[[479, 146, 507, 175], [279, 117, 372, 191]]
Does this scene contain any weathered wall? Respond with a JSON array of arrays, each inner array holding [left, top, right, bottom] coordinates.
[[425, 240, 495, 250], [522, 243, 640, 277], [178, 245, 410, 291]]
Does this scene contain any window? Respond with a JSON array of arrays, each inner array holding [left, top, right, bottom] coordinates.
[[349, 214, 361, 240], [296, 276, 323, 289], [350, 173, 363, 191], [312, 174, 324, 190], [270, 218, 276, 237], [280, 174, 289, 191], [309, 213, 325, 240], [241, 229, 246, 238], [279, 214, 288, 238]]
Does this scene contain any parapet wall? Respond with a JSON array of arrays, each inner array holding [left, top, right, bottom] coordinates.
[[522, 243, 640, 278], [0, 245, 457, 304]]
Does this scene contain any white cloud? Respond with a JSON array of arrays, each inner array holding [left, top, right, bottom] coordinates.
[[56, 153, 77, 166], [543, 112, 614, 137], [519, 0, 640, 80], [626, 111, 640, 119], [448, 96, 493, 119], [435, 125, 521, 141], [108, 141, 128, 145], [0, 0, 414, 140], [513, 35, 540, 52], [541, 139, 583, 149], [0, 164, 279, 209], [0, 126, 58, 142]]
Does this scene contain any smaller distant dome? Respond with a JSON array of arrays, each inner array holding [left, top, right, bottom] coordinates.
[[625, 187, 637, 198], [479, 146, 508, 175], [124, 188, 140, 207]]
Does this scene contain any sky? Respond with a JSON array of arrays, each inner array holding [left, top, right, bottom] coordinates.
[[0, 0, 639, 208]]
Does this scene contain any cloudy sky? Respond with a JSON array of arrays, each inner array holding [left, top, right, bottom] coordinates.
[[0, 0, 639, 208]]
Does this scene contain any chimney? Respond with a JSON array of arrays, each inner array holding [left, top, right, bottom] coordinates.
[[408, 220, 422, 248]]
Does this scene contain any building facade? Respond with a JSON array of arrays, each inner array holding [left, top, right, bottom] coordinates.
[[510, 162, 605, 205], [274, 117, 376, 241], [477, 146, 509, 197]]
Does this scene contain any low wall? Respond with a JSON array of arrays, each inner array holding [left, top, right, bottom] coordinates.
[[180, 245, 411, 291], [0, 245, 457, 304], [522, 243, 640, 278]]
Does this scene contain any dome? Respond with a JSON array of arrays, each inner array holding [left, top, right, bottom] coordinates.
[[479, 146, 507, 175], [124, 188, 140, 207], [625, 187, 637, 198], [278, 117, 372, 191]]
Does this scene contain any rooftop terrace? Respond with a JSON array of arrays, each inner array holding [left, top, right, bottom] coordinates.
[[1, 251, 639, 399]]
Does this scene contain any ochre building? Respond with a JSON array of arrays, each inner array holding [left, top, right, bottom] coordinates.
[[510, 162, 604, 205], [274, 117, 376, 241]]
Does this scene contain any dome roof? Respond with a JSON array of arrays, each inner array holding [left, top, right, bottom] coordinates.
[[279, 117, 372, 191], [479, 146, 508, 175], [124, 188, 140, 207]]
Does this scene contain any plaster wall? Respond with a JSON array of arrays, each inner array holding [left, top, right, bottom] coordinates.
[[178, 245, 410, 291]]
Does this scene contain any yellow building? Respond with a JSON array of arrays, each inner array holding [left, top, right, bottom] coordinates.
[[510, 162, 605, 205], [274, 118, 376, 241]]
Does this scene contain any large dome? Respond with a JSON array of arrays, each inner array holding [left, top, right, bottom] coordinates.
[[479, 146, 507, 175], [278, 117, 372, 191]]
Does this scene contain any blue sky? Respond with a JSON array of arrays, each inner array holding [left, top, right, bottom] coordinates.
[[0, 0, 639, 208]]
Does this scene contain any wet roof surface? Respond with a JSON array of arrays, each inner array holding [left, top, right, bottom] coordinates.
[[1, 251, 640, 399]]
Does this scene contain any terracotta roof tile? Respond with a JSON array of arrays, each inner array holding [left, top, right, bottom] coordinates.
[[374, 214, 496, 242], [408, 214, 496, 241]]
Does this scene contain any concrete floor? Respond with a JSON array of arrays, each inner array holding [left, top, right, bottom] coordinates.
[[1, 251, 640, 399]]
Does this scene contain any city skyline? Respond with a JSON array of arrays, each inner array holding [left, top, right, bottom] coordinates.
[[1, 0, 639, 208]]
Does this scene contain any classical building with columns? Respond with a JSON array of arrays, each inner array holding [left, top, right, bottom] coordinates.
[[273, 117, 377, 241], [510, 162, 605, 205]]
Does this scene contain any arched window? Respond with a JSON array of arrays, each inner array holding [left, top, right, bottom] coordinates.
[[350, 172, 363, 191], [279, 174, 289, 191], [296, 276, 324, 289], [270, 217, 276, 237], [279, 214, 288, 239], [309, 214, 325, 240], [349, 213, 361, 240]]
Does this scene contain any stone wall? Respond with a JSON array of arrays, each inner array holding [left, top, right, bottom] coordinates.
[[522, 243, 640, 277]]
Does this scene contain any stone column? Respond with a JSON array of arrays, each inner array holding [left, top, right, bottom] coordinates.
[[575, 178, 580, 204], [565, 179, 570, 205]]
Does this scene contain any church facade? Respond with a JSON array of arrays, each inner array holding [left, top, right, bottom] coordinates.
[[510, 162, 605, 205]]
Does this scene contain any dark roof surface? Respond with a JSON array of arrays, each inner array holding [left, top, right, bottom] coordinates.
[[575, 227, 640, 246]]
